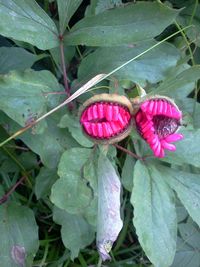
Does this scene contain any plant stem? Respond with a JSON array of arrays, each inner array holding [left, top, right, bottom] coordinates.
[[175, 21, 195, 65], [59, 37, 70, 97], [38, 241, 49, 267], [114, 205, 132, 252], [78, 253, 87, 267], [113, 144, 142, 160], [0, 175, 26, 205], [189, 0, 198, 26], [97, 257, 102, 267]]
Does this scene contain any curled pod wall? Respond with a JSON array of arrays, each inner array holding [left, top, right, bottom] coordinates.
[[79, 94, 134, 144], [133, 95, 183, 158]]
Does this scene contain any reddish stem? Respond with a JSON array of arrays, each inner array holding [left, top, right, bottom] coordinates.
[[59, 37, 70, 96], [59, 35, 74, 110], [113, 144, 143, 160], [0, 175, 26, 205]]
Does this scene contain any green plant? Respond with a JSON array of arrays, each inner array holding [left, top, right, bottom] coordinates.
[[0, 0, 200, 267]]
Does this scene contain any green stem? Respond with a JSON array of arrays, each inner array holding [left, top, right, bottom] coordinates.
[[76, 46, 83, 60], [97, 257, 102, 267], [38, 241, 49, 267], [44, 0, 49, 13], [174, 21, 195, 65], [114, 206, 132, 252], [2, 147, 32, 187], [67, 25, 83, 60], [78, 253, 87, 267], [189, 0, 198, 26]]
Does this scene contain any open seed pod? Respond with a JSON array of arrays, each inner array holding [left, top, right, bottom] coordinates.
[[79, 94, 133, 144], [133, 95, 183, 158]]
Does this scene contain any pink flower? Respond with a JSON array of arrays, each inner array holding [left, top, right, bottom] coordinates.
[[135, 97, 183, 158]]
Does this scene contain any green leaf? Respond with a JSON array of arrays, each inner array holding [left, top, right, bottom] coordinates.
[[171, 237, 200, 267], [0, 0, 59, 50], [121, 153, 135, 192], [157, 165, 200, 227], [176, 200, 188, 223], [161, 128, 200, 168], [83, 153, 98, 226], [53, 207, 95, 260], [17, 151, 38, 170], [58, 113, 93, 147], [131, 161, 177, 267], [65, 2, 179, 46], [51, 148, 93, 214], [0, 70, 63, 133], [0, 201, 39, 267], [78, 40, 180, 86], [176, 98, 200, 129], [178, 4, 200, 47], [57, 0, 83, 34], [0, 111, 79, 169], [153, 66, 200, 98], [179, 222, 200, 249], [97, 152, 123, 261], [0, 47, 38, 74], [35, 167, 58, 199], [86, 0, 123, 16]]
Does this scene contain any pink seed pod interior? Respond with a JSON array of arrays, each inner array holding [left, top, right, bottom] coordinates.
[[135, 96, 183, 158], [80, 94, 133, 144]]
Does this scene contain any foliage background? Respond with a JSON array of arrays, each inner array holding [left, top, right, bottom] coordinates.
[[0, 0, 200, 266]]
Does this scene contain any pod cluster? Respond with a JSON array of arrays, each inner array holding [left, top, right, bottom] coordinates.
[[79, 94, 183, 157]]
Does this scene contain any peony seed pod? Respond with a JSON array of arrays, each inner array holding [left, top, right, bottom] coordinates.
[[134, 95, 183, 158], [79, 94, 133, 144]]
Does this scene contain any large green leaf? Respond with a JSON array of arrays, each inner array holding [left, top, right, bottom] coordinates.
[[157, 165, 200, 227], [0, 111, 79, 169], [35, 167, 58, 199], [51, 148, 93, 213], [174, 220, 200, 267], [176, 98, 200, 129], [83, 153, 98, 226], [171, 237, 200, 267], [86, 0, 123, 16], [0, 70, 63, 133], [78, 40, 180, 86], [57, 0, 83, 34], [97, 152, 123, 261], [65, 2, 179, 46], [153, 66, 200, 98], [53, 207, 95, 260], [58, 113, 93, 148], [0, 47, 39, 74], [178, 3, 200, 47], [121, 152, 135, 192], [0, 201, 39, 267], [161, 128, 200, 168], [179, 222, 200, 249], [0, 0, 59, 50], [131, 161, 177, 267]]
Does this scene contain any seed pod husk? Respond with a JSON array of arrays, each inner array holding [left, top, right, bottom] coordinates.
[[79, 94, 133, 144]]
